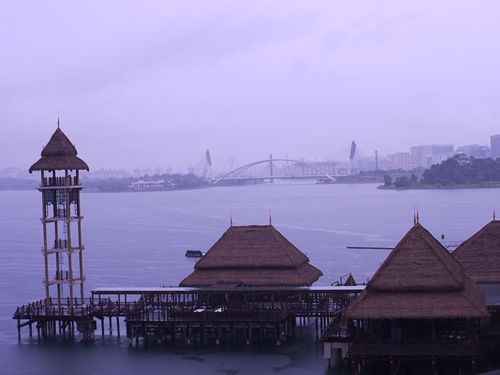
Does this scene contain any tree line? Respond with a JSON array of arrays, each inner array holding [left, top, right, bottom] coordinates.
[[383, 154, 500, 188]]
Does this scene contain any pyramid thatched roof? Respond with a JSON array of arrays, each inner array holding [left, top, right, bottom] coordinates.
[[29, 126, 89, 172], [179, 225, 323, 287], [452, 220, 500, 283], [344, 223, 487, 320]]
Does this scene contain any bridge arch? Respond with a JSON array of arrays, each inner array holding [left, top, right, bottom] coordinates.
[[211, 158, 340, 185]]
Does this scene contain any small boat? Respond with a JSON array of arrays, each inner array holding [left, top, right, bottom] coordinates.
[[185, 250, 204, 257]]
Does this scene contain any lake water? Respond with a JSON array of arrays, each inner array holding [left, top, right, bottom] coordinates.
[[1, 181, 498, 374]]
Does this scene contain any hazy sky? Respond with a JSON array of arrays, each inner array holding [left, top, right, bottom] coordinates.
[[2, 1, 499, 174]]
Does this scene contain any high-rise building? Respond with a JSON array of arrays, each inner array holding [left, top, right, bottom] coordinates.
[[456, 144, 491, 159], [410, 144, 454, 168], [490, 135, 500, 159]]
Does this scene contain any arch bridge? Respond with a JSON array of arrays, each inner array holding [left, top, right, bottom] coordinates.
[[208, 156, 343, 186]]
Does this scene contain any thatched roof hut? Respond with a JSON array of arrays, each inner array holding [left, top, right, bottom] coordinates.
[[452, 219, 500, 284], [29, 125, 89, 172], [344, 223, 487, 320], [179, 224, 323, 287]]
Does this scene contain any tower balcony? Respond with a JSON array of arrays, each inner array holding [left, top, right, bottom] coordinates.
[[39, 176, 82, 188]]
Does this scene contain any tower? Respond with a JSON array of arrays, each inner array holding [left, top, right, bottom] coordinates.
[[29, 120, 89, 312]]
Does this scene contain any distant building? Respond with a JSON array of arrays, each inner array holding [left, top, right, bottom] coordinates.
[[490, 135, 500, 159], [80, 168, 130, 180], [290, 161, 338, 176], [133, 167, 141, 178], [128, 179, 176, 190], [0, 167, 38, 180], [393, 152, 417, 170], [410, 144, 454, 169], [455, 144, 491, 159]]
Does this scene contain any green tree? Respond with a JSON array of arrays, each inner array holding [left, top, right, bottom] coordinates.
[[383, 174, 392, 186], [394, 176, 411, 188]]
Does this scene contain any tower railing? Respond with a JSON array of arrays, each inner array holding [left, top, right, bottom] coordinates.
[[42, 176, 80, 187]]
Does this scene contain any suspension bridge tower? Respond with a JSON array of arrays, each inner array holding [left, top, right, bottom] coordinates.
[[29, 120, 89, 312]]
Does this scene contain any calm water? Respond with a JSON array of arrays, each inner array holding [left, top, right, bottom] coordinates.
[[0, 181, 498, 374]]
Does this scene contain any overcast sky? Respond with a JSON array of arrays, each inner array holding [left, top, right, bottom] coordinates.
[[2, 1, 499, 174]]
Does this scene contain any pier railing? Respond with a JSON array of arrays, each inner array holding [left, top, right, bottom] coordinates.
[[13, 298, 93, 319]]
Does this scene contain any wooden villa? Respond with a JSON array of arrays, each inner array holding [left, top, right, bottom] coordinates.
[[179, 224, 323, 287], [342, 221, 487, 375], [120, 225, 349, 346], [452, 219, 500, 337]]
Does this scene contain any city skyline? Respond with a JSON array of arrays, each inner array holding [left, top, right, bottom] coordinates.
[[2, 135, 496, 179]]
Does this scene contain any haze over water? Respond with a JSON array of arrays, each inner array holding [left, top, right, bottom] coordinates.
[[1, 182, 498, 374]]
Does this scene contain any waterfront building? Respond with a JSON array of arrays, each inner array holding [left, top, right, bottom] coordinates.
[[127, 179, 176, 190], [491, 135, 500, 159], [453, 219, 500, 285], [179, 224, 323, 287], [452, 219, 500, 338], [343, 221, 487, 374]]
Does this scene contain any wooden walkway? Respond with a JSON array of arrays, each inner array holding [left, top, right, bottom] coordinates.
[[13, 285, 365, 343]]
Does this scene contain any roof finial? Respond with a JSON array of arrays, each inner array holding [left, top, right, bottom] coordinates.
[[494, 209, 496, 221], [269, 210, 272, 225], [57, 117, 60, 129], [416, 210, 419, 224], [230, 211, 233, 227]]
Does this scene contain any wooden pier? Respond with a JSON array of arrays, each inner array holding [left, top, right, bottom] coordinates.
[[13, 285, 364, 345]]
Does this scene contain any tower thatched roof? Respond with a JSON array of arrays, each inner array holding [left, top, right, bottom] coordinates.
[[344, 223, 487, 320], [179, 225, 323, 287], [29, 126, 89, 172], [452, 220, 500, 283]]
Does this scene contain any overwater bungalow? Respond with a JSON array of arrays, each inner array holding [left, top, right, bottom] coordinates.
[[342, 221, 487, 375], [179, 224, 323, 287], [452, 219, 500, 337]]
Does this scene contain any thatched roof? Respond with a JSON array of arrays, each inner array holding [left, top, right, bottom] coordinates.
[[179, 225, 323, 287], [344, 223, 487, 320], [29, 127, 89, 172], [452, 220, 500, 283]]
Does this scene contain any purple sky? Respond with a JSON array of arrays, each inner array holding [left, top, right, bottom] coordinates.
[[2, 1, 499, 174]]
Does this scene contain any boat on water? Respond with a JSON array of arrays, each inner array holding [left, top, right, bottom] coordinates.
[[185, 250, 204, 257]]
